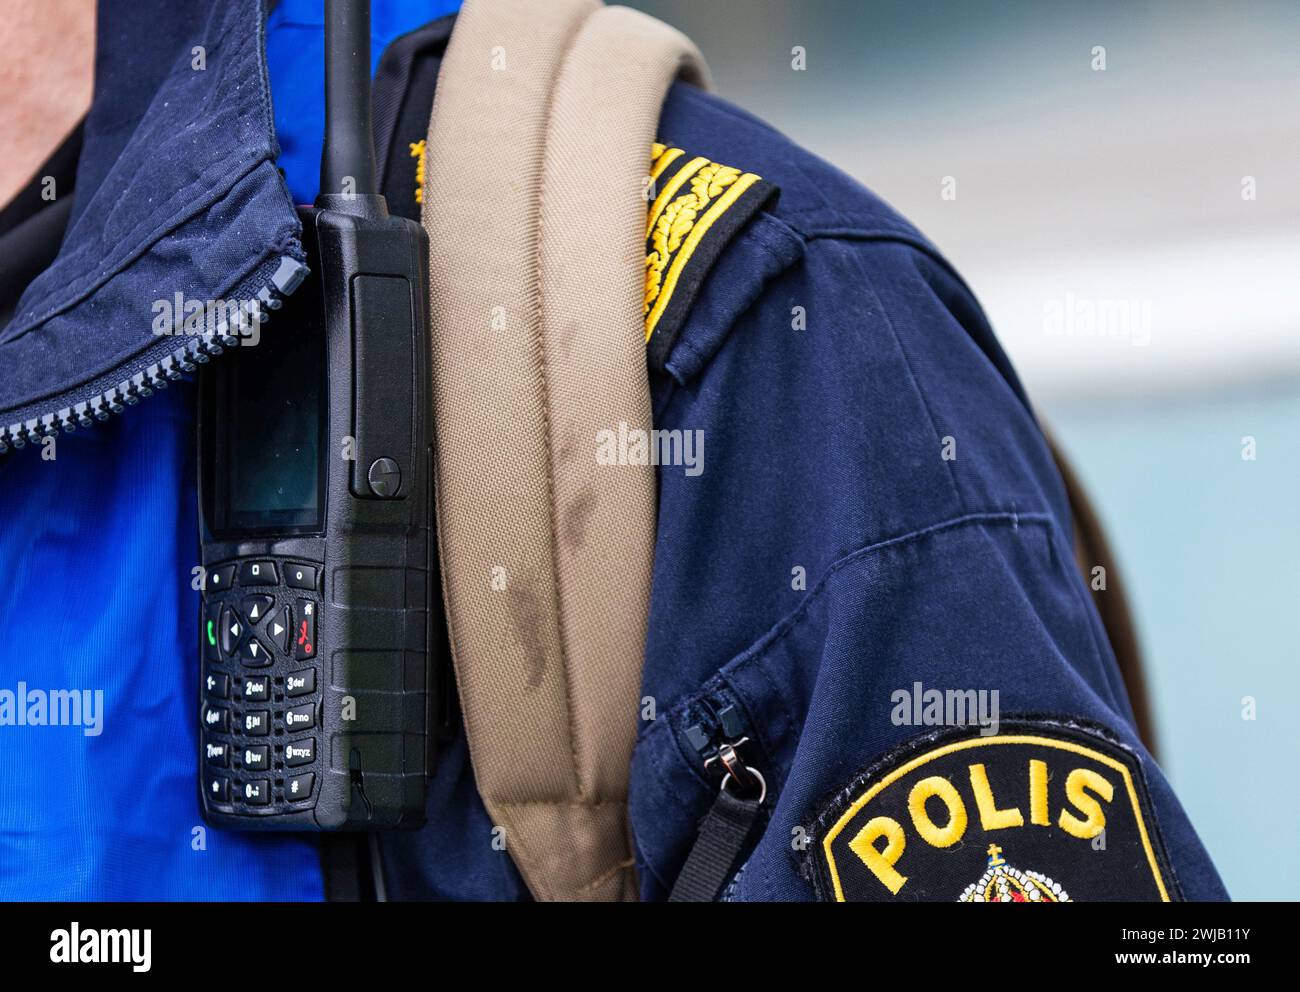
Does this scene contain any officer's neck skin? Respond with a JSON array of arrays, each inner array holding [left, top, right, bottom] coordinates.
[[0, 0, 94, 207]]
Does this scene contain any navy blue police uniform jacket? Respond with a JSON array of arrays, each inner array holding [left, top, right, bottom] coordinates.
[[0, 0, 1226, 902]]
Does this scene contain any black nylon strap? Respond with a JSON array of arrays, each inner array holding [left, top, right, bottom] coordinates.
[[669, 788, 762, 902], [319, 833, 373, 902]]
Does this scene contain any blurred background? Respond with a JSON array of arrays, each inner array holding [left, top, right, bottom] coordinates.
[[630, 0, 1300, 900]]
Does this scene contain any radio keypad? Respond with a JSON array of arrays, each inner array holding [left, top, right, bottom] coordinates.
[[200, 557, 323, 816]]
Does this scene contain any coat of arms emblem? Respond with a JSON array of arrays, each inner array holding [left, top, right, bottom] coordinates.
[[958, 844, 1072, 902]]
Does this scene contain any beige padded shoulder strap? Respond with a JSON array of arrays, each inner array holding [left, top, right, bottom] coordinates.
[[420, 0, 708, 901]]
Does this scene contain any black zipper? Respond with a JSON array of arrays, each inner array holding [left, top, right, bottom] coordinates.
[[682, 694, 764, 793], [0, 255, 308, 453]]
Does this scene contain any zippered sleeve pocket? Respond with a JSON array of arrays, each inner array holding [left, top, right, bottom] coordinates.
[[629, 513, 1220, 901]]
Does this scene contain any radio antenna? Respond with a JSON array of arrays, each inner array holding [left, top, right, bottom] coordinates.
[[321, 0, 377, 199]]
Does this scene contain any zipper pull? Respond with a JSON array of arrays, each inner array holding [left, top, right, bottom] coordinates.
[[670, 707, 767, 901], [703, 736, 765, 799]]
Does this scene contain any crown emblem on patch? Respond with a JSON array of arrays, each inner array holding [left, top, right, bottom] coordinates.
[[957, 844, 1072, 903]]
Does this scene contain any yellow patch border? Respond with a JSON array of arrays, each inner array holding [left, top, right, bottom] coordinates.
[[820, 733, 1171, 903]]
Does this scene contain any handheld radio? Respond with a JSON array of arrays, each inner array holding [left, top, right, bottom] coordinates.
[[197, 0, 436, 829]]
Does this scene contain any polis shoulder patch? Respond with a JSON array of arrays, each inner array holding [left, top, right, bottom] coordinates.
[[806, 718, 1181, 902], [644, 142, 778, 370]]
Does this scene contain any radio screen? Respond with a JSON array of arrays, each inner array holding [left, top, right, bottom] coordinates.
[[206, 311, 325, 536]]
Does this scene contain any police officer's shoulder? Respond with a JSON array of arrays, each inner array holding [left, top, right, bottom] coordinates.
[[645, 83, 1066, 548], [646, 83, 984, 382], [658, 82, 928, 244]]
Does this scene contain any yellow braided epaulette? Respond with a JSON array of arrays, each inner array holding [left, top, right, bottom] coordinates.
[[644, 142, 778, 366]]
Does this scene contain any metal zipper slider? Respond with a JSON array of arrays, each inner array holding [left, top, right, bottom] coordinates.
[[703, 735, 765, 801], [686, 701, 765, 798]]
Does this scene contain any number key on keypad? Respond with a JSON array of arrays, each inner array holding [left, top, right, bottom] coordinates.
[[205, 741, 230, 767], [242, 676, 269, 702], [204, 671, 229, 699], [202, 704, 228, 732], [285, 669, 315, 697], [285, 738, 315, 766]]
